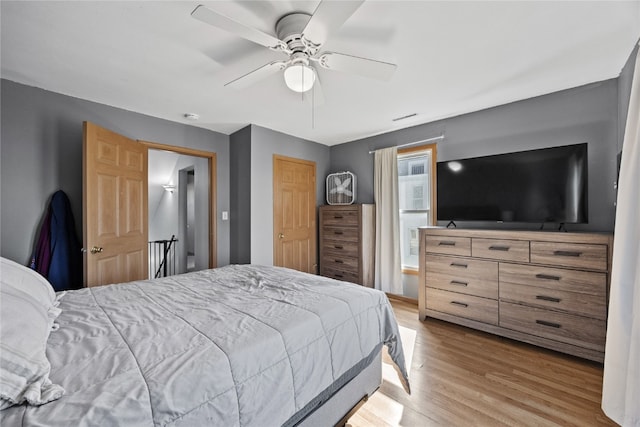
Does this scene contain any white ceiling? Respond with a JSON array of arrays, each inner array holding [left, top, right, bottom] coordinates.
[[2, 1, 639, 146]]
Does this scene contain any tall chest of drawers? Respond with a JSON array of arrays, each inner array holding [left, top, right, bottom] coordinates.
[[319, 204, 375, 287], [418, 228, 612, 362]]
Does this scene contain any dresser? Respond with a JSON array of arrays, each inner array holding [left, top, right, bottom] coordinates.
[[418, 227, 612, 362], [319, 204, 375, 287]]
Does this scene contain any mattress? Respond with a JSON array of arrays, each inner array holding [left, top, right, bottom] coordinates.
[[1, 264, 409, 426]]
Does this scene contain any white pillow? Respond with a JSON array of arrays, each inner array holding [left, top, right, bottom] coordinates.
[[0, 257, 64, 409]]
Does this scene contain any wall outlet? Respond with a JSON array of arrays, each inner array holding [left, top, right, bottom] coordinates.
[[222, 211, 228, 220]]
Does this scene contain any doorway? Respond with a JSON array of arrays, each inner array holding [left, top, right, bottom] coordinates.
[[142, 140, 217, 276]]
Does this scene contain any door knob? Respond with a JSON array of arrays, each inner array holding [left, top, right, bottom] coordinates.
[[90, 246, 104, 254], [278, 233, 285, 239]]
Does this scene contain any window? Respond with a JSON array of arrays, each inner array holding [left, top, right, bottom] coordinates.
[[398, 145, 436, 271]]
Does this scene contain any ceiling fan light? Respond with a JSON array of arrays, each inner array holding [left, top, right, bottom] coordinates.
[[283, 63, 315, 92]]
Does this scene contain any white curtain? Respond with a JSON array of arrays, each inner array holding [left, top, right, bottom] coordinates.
[[374, 147, 402, 294], [602, 43, 640, 427]]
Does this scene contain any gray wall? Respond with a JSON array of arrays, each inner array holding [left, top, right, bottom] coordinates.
[[4, 46, 636, 271], [229, 125, 252, 264], [250, 125, 330, 266], [149, 152, 207, 243], [330, 79, 621, 232], [148, 153, 180, 247], [0, 79, 230, 267]]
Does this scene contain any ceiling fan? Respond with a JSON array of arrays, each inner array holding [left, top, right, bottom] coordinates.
[[191, 1, 397, 94]]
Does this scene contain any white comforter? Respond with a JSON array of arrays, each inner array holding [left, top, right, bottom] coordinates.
[[1, 265, 409, 426]]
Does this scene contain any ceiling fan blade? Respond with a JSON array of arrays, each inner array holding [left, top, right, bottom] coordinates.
[[192, 5, 282, 49], [225, 61, 287, 89], [302, 0, 364, 47], [318, 52, 396, 81]]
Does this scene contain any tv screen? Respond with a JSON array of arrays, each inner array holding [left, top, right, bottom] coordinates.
[[437, 143, 588, 224]]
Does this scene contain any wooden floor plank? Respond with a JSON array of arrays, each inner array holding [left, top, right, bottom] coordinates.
[[348, 299, 615, 427]]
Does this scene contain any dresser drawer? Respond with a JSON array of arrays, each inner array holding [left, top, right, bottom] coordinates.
[[321, 266, 359, 284], [426, 288, 498, 325], [425, 255, 498, 299], [323, 226, 359, 243], [530, 241, 607, 271], [322, 241, 359, 258], [425, 235, 471, 256], [500, 282, 607, 320], [499, 263, 606, 296], [472, 238, 529, 262], [322, 255, 358, 274], [500, 302, 605, 351], [321, 209, 359, 227]]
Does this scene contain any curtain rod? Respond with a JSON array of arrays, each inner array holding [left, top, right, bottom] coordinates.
[[368, 135, 444, 154]]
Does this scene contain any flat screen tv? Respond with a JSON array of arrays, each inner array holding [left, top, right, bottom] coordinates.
[[437, 143, 588, 224]]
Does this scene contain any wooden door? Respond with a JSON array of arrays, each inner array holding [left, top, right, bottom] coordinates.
[[83, 122, 148, 287], [273, 155, 317, 273]]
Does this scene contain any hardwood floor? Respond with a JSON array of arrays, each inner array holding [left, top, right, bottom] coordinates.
[[349, 299, 615, 427]]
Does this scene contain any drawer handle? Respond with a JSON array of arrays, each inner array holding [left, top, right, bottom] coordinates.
[[450, 280, 468, 287], [489, 245, 510, 251], [438, 241, 456, 246], [334, 259, 343, 264], [553, 250, 582, 257], [450, 301, 469, 308], [450, 262, 468, 268], [536, 320, 562, 329], [536, 295, 561, 303], [334, 245, 343, 249], [334, 231, 344, 235], [334, 215, 344, 219], [535, 273, 561, 281], [334, 273, 344, 278]]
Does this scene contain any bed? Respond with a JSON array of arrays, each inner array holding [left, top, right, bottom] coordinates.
[[0, 258, 410, 426]]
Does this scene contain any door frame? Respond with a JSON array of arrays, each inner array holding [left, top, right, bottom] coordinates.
[[139, 140, 217, 268]]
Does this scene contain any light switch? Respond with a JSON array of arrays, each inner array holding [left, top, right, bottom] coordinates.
[[222, 211, 229, 220]]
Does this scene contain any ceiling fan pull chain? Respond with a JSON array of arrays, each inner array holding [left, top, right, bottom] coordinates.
[[312, 83, 315, 129]]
